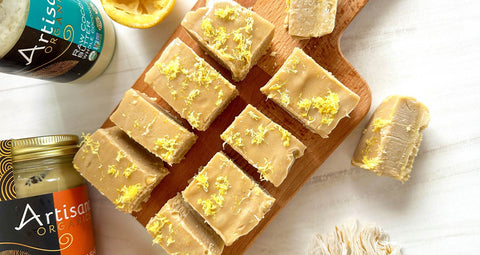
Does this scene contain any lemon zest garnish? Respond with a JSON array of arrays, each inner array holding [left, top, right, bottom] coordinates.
[[248, 110, 261, 120], [216, 90, 224, 106], [80, 133, 100, 155], [194, 172, 209, 192], [154, 135, 179, 161], [196, 175, 231, 218], [114, 183, 143, 209], [133, 120, 140, 128], [123, 163, 138, 178], [361, 137, 378, 155], [157, 215, 170, 229], [312, 91, 340, 125], [170, 90, 178, 99], [269, 82, 285, 91], [201, 8, 254, 66], [211, 193, 225, 207], [297, 91, 339, 125], [181, 80, 189, 90], [166, 236, 175, 246], [152, 234, 163, 245], [244, 15, 254, 33], [372, 118, 392, 132], [107, 165, 119, 177], [246, 124, 269, 145], [187, 112, 202, 129], [257, 158, 273, 181], [362, 156, 382, 170], [197, 198, 217, 217], [201, 18, 233, 60], [278, 126, 291, 147], [147, 221, 161, 235], [232, 20, 253, 65], [221, 131, 244, 148], [213, 27, 229, 50], [158, 56, 181, 81], [202, 18, 216, 38], [116, 151, 126, 162], [215, 176, 231, 196], [279, 90, 291, 106], [215, 6, 239, 20], [142, 116, 157, 136], [297, 97, 313, 117], [146, 214, 175, 246], [286, 0, 292, 11], [284, 58, 300, 73], [187, 57, 219, 88], [185, 89, 200, 106]]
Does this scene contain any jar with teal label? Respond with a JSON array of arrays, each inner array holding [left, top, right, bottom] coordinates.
[[0, 0, 116, 83]]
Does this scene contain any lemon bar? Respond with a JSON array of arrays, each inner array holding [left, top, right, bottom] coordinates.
[[146, 194, 225, 255], [110, 89, 197, 165], [181, 1, 275, 81], [260, 48, 360, 138], [182, 152, 275, 246], [352, 96, 430, 182], [144, 38, 238, 131], [286, 0, 338, 38], [73, 127, 168, 213], [221, 104, 306, 187]]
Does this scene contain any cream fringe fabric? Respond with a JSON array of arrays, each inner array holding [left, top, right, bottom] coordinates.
[[308, 220, 402, 255]]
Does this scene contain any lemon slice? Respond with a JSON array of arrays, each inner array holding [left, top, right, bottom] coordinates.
[[101, 0, 176, 28]]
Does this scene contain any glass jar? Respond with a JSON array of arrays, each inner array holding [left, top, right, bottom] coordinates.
[[12, 135, 86, 197], [0, 135, 96, 255], [0, 0, 116, 83]]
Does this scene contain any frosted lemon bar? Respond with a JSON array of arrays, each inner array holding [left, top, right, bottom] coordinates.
[[182, 152, 275, 246], [181, 1, 275, 81], [221, 104, 306, 187], [352, 96, 430, 182], [144, 38, 238, 131], [110, 89, 197, 165], [260, 48, 360, 138], [73, 127, 168, 213], [146, 194, 225, 255], [286, 0, 338, 38]]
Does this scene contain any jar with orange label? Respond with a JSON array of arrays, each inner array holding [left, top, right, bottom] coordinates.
[[0, 135, 96, 255]]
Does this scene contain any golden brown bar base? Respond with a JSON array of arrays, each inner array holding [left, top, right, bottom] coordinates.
[[146, 194, 225, 255], [144, 38, 238, 131], [73, 127, 168, 213], [286, 0, 338, 39], [261, 48, 360, 138], [221, 104, 306, 187], [182, 152, 275, 246], [110, 89, 197, 165], [181, 1, 275, 81], [352, 95, 430, 182]]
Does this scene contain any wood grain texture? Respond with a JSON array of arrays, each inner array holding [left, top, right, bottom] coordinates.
[[101, 0, 371, 253]]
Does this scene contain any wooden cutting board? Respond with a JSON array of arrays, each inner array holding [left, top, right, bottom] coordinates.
[[102, 0, 371, 253]]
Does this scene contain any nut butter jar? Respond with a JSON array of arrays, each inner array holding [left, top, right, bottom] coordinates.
[[0, 135, 96, 255], [0, 0, 116, 83]]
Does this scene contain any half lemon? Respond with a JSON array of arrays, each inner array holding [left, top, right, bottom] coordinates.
[[101, 0, 176, 28]]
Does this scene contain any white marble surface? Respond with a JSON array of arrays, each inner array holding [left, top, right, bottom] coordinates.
[[1, 0, 479, 254]]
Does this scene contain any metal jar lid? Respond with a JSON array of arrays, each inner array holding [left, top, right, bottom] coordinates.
[[11, 135, 79, 162]]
